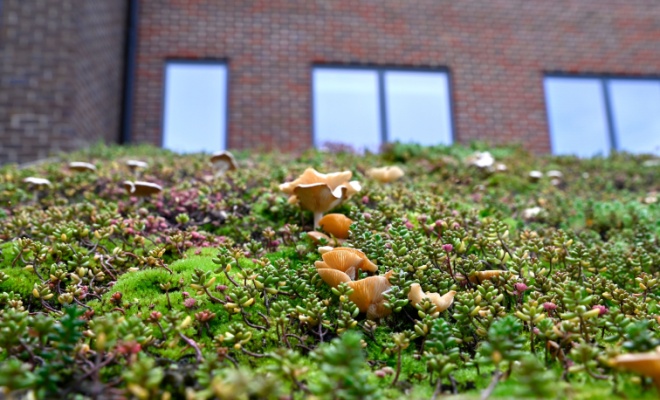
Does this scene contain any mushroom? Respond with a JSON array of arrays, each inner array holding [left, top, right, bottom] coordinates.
[[331, 247, 378, 274], [546, 170, 563, 179], [466, 151, 495, 169], [294, 183, 347, 228], [366, 166, 405, 183], [210, 151, 238, 177], [126, 160, 148, 178], [68, 162, 96, 173], [522, 206, 543, 221], [317, 269, 393, 319], [23, 177, 52, 203], [614, 349, 660, 390], [123, 181, 163, 197], [466, 270, 514, 284], [318, 246, 334, 255], [280, 168, 358, 196], [408, 283, 457, 317], [494, 163, 508, 172], [23, 177, 51, 187], [528, 170, 543, 182], [318, 213, 353, 239], [280, 168, 361, 227], [314, 247, 378, 280], [306, 231, 340, 246]]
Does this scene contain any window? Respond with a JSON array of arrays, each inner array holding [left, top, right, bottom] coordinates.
[[544, 76, 660, 157], [313, 67, 453, 152], [163, 61, 228, 153]]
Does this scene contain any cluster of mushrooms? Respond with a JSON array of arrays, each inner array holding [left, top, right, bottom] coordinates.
[[23, 151, 241, 204], [280, 167, 457, 320]]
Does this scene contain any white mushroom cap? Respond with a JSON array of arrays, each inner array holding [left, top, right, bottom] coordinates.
[[69, 162, 97, 172], [522, 206, 543, 220], [23, 177, 52, 186], [126, 160, 148, 169], [467, 151, 495, 169], [495, 163, 507, 172], [529, 170, 543, 180], [546, 170, 563, 179], [123, 180, 163, 196], [210, 151, 238, 172]]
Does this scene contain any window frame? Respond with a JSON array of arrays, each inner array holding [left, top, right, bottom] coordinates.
[[311, 64, 456, 150], [161, 59, 230, 152], [544, 73, 660, 155]]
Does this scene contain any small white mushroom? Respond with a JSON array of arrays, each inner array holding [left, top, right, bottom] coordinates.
[[23, 177, 51, 203], [528, 170, 543, 182], [126, 160, 148, 178], [522, 206, 543, 220], [210, 151, 238, 177], [467, 151, 495, 169], [69, 162, 97, 173]]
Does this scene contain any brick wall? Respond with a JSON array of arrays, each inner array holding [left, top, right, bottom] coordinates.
[[132, 0, 660, 154], [0, 0, 126, 164]]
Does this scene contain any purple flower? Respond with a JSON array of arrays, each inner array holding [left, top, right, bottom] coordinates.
[[216, 285, 228, 292], [592, 305, 609, 315], [362, 196, 370, 204]]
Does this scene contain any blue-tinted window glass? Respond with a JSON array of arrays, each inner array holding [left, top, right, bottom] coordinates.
[[385, 71, 453, 146], [313, 69, 381, 153], [163, 62, 227, 153], [609, 80, 660, 156], [544, 77, 611, 157]]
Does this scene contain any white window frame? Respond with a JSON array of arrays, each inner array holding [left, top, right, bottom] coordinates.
[[312, 65, 454, 152], [162, 60, 229, 153], [544, 74, 660, 156]]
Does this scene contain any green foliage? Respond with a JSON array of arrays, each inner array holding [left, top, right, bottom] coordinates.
[[1, 143, 660, 399], [310, 332, 379, 400]]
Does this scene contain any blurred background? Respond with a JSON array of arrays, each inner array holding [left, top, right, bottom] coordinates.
[[1, 0, 659, 164]]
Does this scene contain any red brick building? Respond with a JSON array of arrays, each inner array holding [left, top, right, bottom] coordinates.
[[2, 1, 660, 164]]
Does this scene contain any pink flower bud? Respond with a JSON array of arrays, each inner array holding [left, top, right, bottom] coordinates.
[[184, 297, 197, 309], [513, 282, 528, 294], [442, 243, 453, 253], [543, 302, 557, 311], [592, 305, 609, 315]]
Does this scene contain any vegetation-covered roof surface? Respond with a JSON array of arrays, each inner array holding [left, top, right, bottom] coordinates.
[[1, 143, 659, 399]]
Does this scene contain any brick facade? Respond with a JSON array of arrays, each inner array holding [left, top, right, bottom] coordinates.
[[131, 0, 660, 154], [2, 1, 660, 163], [0, 0, 126, 164]]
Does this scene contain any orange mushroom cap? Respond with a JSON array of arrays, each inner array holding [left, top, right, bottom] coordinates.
[[318, 213, 353, 239], [330, 247, 378, 273], [614, 349, 660, 390], [317, 269, 393, 319], [366, 166, 405, 183], [408, 283, 456, 316], [280, 168, 354, 195], [314, 248, 365, 280], [468, 270, 514, 284], [295, 182, 346, 212]]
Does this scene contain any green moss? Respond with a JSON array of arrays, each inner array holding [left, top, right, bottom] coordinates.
[[0, 242, 40, 299]]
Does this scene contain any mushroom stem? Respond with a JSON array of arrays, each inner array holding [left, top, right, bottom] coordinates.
[[313, 212, 324, 229]]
